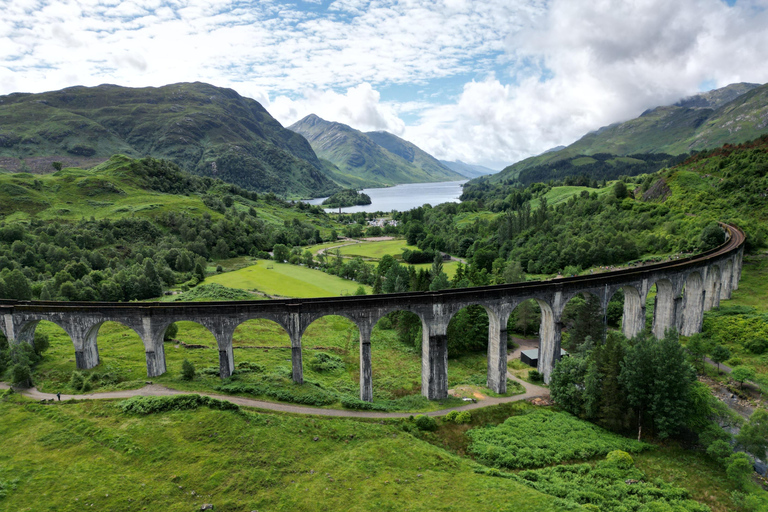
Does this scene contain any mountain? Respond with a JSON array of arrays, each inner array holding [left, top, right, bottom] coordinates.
[[288, 115, 463, 187], [0, 82, 339, 198], [490, 82, 766, 183], [439, 160, 497, 179]]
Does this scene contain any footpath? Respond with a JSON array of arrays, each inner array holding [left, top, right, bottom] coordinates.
[[0, 372, 548, 419]]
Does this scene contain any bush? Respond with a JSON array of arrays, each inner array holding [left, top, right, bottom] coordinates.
[[744, 337, 767, 355], [70, 371, 84, 390], [528, 369, 543, 382], [11, 363, 32, 387], [33, 332, 49, 355], [181, 359, 196, 381], [308, 352, 345, 373], [706, 439, 733, 463], [81, 380, 92, 392], [455, 411, 472, 424], [605, 450, 634, 469], [340, 396, 389, 411], [164, 323, 178, 341], [120, 394, 240, 415], [445, 410, 459, 422], [414, 415, 437, 431], [726, 452, 754, 489]]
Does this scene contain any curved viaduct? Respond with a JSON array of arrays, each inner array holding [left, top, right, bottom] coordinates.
[[0, 225, 745, 402]]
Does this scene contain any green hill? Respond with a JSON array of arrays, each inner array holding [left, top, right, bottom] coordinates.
[[288, 114, 463, 187], [489, 82, 766, 184], [0, 82, 339, 198]]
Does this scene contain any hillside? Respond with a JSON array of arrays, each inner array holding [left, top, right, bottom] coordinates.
[[489, 82, 766, 184], [289, 114, 463, 187], [0, 82, 339, 198]]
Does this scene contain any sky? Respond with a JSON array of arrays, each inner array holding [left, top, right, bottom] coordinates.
[[2, 0, 768, 170]]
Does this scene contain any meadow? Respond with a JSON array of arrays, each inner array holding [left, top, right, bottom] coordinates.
[[206, 259, 372, 297]]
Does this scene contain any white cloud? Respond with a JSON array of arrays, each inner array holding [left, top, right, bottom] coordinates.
[[1, 0, 767, 168], [268, 83, 405, 133]]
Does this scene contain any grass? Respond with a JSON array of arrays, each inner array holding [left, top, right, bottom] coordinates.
[[0, 396, 566, 512], [335, 239, 416, 259], [206, 260, 371, 298], [29, 316, 517, 413]]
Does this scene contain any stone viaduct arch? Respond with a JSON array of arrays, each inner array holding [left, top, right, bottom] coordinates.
[[0, 225, 746, 402]]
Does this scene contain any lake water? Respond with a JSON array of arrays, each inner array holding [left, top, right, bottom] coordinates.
[[307, 180, 467, 213]]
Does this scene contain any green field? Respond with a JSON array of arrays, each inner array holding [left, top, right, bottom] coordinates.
[[0, 396, 567, 512], [336, 239, 417, 259], [206, 260, 371, 298]]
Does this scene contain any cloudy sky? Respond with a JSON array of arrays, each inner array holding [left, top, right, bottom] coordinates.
[[2, 0, 768, 169]]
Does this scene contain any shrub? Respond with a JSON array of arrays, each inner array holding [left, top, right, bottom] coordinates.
[[706, 439, 733, 463], [414, 415, 437, 431], [11, 363, 32, 387], [726, 452, 754, 489], [445, 410, 459, 422], [308, 352, 345, 373], [340, 396, 389, 411], [164, 323, 178, 341], [120, 394, 240, 415], [69, 371, 84, 390], [33, 332, 49, 355], [81, 380, 92, 392], [455, 411, 472, 424], [605, 450, 634, 469], [181, 359, 196, 381], [528, 369, 543, 382], [744, 337, 767, 355]]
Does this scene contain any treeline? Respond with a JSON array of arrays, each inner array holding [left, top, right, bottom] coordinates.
[[0, 158, 338, 302]]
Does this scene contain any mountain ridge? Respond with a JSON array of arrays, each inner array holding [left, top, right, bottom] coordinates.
[[289, 114, 463, 187], [0, 82, 339, 198], [489, 82, 767, 183]]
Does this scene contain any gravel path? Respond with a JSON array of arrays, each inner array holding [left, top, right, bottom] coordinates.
[[0, 372, 547, 419]]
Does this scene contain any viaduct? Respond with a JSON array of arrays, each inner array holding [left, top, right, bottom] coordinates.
[[0, 225, 745, 402]]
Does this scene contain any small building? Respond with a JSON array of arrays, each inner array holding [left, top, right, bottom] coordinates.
[[520, 348, 568, 368]]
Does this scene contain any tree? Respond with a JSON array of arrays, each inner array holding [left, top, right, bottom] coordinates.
[[181, 359, 196, 381], [164, 323, 179, 341], [686, 334, 708, 368], [710, 344, 731, 373], [502, 260, 525, 284], [730, 366, 755, 389], [726, 452, 754, 489], [620, 333, 661, 441], [353, 285, 366, 296], [736, 409, 768, 461], [52, 161, 63, 171], [272, 244, 289, 263], [5, 269, 32, 300], [613, 181, 628, 200]]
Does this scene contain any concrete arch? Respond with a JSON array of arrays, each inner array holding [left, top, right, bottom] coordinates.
[[172, 319, 227, 379], [14, 318, 73, 349], [721, 260, 734, 301], [681, 271, 705, 336], [446, 302, 510, 395], [704, 265, 722, 311], [534, 298, 560, 384], [78, 320, 144, 371], [651, 279, 676, 339], [619, 285, 645, 340]]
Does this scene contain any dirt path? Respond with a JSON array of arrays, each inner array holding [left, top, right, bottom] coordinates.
[[0, 374, 548, 419]]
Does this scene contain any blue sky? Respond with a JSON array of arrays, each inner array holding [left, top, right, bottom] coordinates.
[[2, 0, 768, 169]]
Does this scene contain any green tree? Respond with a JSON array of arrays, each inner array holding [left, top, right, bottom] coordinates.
[[730, 366, 755, 389], [5, 269, 32, 300], [613, 181, 628, 200], [52, 161, 63, 171], [272, 244, 290, 262], [194, 262, 206, 282], [726, 452, 754, 489], [502, 260, 525, 284], [353, 285, 366, 296], [736, 409, 768, 461], [164, 323, 179, 341], [686, 334, 708, 368], [620, 333, 659, 441], [181, 359, 196, 381], [710, 344, 731, 373]]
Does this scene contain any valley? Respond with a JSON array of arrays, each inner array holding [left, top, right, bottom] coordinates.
[[2, 86, 768, 512]]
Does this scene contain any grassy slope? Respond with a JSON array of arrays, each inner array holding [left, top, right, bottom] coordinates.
[[0, 157, 339, 235], [0, 397, 563, 512], [206, 260, 372, 297]]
